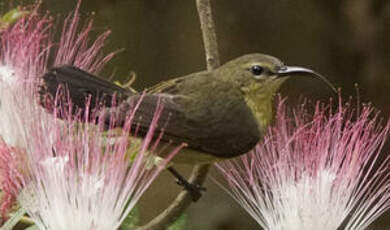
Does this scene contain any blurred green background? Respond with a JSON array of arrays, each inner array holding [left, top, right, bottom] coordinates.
[[3, 0, 390, 229]]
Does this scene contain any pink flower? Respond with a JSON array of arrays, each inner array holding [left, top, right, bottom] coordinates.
[[10, 98, 180, 230], [217, 98, 390, 230], [0, 2, 181, 228], [0, 1, 115, 148], [0, 140, 24, 218]]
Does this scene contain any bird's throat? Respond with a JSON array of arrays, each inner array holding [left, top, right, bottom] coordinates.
[[243, 91, 274, 133]]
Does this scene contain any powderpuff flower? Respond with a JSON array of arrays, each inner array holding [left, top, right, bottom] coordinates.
[[2, 96, 181, 230], [0, 0, 115, 219], [0, 1, 115, 148], [217, 99, 390, 230], [0, 3, 181, 227]]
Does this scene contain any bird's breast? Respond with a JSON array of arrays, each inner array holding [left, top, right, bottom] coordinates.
[[242, 91, 274, 135]]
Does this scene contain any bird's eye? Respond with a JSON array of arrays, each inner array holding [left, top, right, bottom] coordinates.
[[250, 65, 263, 76]]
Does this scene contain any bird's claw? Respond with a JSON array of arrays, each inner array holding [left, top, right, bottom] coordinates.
[[167, 166, 206, 202], [175, 178, 206, 202]]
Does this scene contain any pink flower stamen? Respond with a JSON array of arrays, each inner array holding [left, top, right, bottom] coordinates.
[[217, 98, 390, 230]]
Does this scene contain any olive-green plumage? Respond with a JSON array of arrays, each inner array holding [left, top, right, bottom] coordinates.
[[40, 53, 334, 164]]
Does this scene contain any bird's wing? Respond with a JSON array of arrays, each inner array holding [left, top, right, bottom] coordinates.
[[110, 92, 260, 158], [40, 65, 134, 110], [146, 72, 204, 94], [146, 77, 184, 94]]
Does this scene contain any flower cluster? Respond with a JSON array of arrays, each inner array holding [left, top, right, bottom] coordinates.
[[13, 97, 179, 230], [217, 99, 390, 230], [0, 1, 115, 148], [0, 2, 179, 229], [0, 1, 115, 218]]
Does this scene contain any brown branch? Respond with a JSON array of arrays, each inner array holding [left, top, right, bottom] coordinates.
[[196, 0, 220, 70], [136, 165, 210, 230], [136, 0, 220, 230]]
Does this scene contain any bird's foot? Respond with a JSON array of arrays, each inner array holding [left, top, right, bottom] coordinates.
[[167, 167, 206, 202], [175, 178, 206, 202]]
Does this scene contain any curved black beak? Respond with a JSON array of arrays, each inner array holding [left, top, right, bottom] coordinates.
[[276, 66, 337, 93]]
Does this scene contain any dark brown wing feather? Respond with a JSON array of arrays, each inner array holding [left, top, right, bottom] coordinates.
[[40, 66, 133, 111]]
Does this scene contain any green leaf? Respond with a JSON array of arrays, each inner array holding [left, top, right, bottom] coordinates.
[[167, 215, 187, 230], [119, 207, 140, 230], [1, 8, 29, 24], [0, 208, 26, 230], [0, 7, 30, 30]]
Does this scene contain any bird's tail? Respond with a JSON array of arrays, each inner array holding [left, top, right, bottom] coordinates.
[[39, 65, 133, 114]]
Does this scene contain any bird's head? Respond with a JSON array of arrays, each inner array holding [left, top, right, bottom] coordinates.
[[215, 53, 335, 129], [215, 53, 335, 99]]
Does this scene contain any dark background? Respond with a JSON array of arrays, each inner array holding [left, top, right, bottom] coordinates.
[[4, 0, 390, 229]]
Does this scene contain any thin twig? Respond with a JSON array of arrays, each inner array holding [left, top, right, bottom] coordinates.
[[196, 0, 220, 70], [136, 165, 210, 230], [136, 0, 220, 229]]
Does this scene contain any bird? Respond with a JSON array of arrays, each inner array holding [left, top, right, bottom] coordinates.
[[39, 53, 335, 200]]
